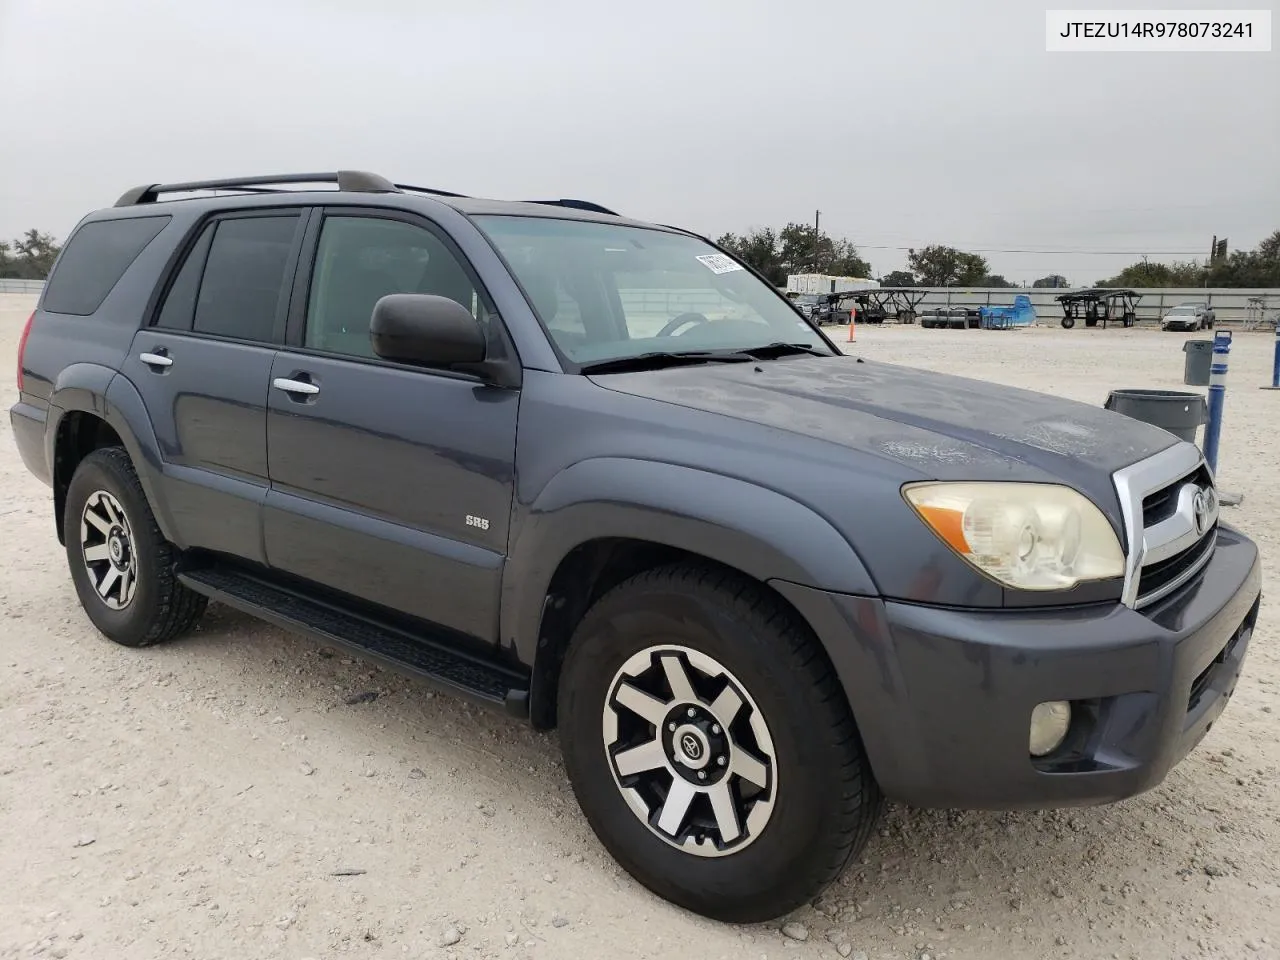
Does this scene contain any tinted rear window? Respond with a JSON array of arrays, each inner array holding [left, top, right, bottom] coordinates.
[[192, 216, 299, 341], [155, 223, 216, 331], [41, 216, 171, 316]]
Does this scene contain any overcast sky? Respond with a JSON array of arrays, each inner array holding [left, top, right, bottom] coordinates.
[[1, 0, 1276, 283]]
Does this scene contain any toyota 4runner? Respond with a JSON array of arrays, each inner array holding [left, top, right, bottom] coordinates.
[[10, 171, 1262, 922]]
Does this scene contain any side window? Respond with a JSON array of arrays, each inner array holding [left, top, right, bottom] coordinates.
[[305, 216, 486, 359], [154, 223, 215, 331], [42, 216, 171, 316], [191, 215, 299, 341]]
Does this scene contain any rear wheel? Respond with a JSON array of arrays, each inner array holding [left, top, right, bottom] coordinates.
[[64, 448, 206, 647], [558, 564, 881, 922]]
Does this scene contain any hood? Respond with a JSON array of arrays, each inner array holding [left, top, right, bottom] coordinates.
[[592, 355, 1180, 511]]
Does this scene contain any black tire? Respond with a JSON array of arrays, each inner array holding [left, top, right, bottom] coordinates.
[[64, 447, 207, 647], [557, 564, 881, 923], [1061, 316, 1075, 329]]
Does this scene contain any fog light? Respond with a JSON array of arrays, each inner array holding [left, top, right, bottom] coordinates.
[[1029, 700, 1072, 757]]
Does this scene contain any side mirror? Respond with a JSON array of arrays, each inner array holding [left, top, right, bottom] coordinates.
[[370, 294, 486, 367]]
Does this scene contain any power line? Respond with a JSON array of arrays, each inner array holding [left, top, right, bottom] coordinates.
[[857, 243, 1208, 256]]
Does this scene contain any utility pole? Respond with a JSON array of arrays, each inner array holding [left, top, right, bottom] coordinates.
[[813, 209, 821, 273]]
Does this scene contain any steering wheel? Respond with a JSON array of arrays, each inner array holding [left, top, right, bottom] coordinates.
[[656, 312, 711, 337]]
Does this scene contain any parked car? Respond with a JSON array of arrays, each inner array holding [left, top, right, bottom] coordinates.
[[1162, 302, 1216, 331], [812, 293, 853, 326], [788, 293, 821, 320], [11, 170, 1261, 923]]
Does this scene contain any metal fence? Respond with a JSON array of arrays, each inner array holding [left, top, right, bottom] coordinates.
[[900, 287, 1280, 328], [3, 278, 1277, 328], [0, 279, 45, 295]]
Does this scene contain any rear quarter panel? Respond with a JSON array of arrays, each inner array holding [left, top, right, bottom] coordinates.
[[21, 208, 195, 407]]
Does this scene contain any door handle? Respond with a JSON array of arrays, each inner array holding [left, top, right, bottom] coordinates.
[[139, 352, 173, 369], [273, 377, 320, 396]]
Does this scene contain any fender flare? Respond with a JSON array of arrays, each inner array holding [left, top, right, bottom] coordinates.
[[44, 366, 181, 546], [502, 457, 876, 667]]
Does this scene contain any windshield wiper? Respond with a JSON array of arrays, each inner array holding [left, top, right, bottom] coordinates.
[[579, 350, 755, 375], [736, 342, 833, 359]]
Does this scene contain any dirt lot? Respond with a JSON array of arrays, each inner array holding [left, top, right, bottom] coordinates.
[[2, 292, 1278, 960]]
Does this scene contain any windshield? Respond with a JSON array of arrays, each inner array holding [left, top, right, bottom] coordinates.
[[474, 216, 830, 365], [1168, 306, 1195, 314]]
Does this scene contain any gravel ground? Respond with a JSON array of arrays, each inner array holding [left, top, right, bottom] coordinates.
[[2, 293, 1278, 960]]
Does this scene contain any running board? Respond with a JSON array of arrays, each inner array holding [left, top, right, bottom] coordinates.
[[178, 566, 529, 717]]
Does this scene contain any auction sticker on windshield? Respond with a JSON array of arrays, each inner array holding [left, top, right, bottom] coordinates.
[[696, 254, 745, 274]]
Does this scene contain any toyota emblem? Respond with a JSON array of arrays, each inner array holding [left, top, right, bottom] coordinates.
[[1193, 488, 1214, 536], [680, 733, 703, 760]]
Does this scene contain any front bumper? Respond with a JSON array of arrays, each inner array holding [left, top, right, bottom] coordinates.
[[772, 522, 1261, 809]]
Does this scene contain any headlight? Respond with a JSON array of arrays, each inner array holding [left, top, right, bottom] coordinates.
[[902, 482, 1125, 591]]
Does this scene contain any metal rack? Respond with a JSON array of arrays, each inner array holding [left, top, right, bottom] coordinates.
[[1244, 296, 1275, 331], [114, 170, 620, 216]]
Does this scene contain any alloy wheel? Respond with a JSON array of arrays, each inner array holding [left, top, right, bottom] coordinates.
[[602, 645, 777, 857], [80, 490, 138, 611]]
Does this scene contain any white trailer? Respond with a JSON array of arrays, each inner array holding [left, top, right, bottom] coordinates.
[[786, 273, 880, 296]]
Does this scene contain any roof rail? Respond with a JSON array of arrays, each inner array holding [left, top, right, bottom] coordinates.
[[393, 182, 471, 199], [111, 172, 621, 216], [114, 170, 401, 207], [525, 198, 621, 216]]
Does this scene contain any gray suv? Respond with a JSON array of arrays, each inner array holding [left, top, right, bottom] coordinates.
[[10, 171, 1262, 922]]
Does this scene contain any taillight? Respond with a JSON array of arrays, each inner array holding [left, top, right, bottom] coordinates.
[[16, 311, 34, 393]]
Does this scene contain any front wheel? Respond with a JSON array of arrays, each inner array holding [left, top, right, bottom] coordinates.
[[558, 565, 881, 922]]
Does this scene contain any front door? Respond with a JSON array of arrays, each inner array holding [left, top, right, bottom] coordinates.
[[263, 210, 520, 642], [122, 210, 305, 562]]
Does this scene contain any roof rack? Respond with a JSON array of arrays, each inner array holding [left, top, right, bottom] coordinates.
[[113, 171, 623, 217], [393, 182, 471, 199], [114, 170, 402, 207], [525, 198, 620, 216]]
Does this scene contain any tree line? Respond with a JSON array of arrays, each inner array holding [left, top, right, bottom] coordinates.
[[0, 230, 61, 280], [717, 224, 1280, 290], [714, 223, 873, 287], [4, 223, 1278, 290], [1093, 231, 1280, 289]]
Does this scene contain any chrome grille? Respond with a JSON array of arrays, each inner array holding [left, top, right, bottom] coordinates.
[[1112, 443, 1218, 609], [1141, 464, 1212, 527], [1137, 522, 1216, 599]]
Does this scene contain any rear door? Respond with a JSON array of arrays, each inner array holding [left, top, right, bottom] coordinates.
[[263, 208, 519, 641], [121, 209, 307, 562]]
